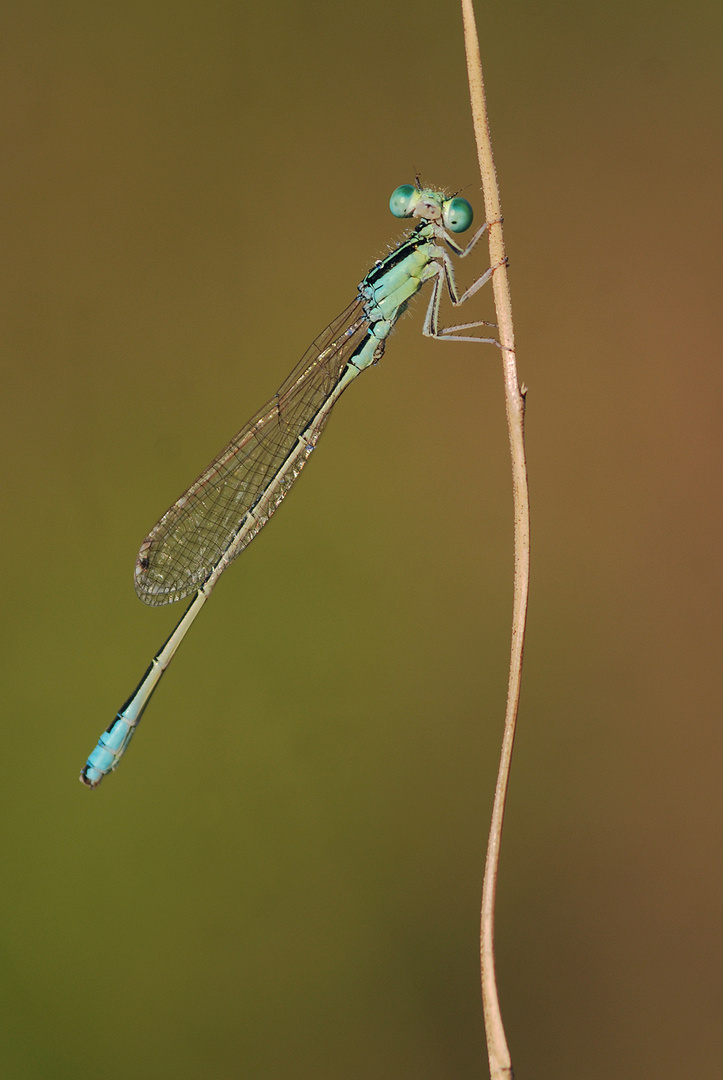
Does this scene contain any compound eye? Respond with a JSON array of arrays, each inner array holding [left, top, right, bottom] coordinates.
[[442, 196, 473, 233], [389, 185, 417, 219]]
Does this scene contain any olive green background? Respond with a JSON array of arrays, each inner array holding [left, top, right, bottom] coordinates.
[[1, 2, 721, 1077]]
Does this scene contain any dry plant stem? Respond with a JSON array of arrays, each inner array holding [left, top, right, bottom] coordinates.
[[461, 2, 530, 1079]]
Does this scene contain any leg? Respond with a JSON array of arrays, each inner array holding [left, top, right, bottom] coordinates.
[[444, 217, 502, 259], [422, 261, 503, 345], [444, 221, 488, 258]]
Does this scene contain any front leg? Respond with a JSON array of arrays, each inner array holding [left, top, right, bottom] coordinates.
[[444, 220, 488, 258], [444, 217, 502, 258]]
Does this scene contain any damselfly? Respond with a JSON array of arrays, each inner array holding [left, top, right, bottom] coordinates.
[[80, 182, 500, 787]]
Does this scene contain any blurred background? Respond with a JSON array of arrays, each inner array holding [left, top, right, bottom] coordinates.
[[1, 2, 721, 1077]]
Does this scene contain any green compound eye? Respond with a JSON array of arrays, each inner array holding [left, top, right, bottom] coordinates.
[[442, 197, 473, 233], [389, 185, 417, 219]]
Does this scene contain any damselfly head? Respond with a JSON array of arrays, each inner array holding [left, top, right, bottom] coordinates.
[[389, 185, 473, 233]]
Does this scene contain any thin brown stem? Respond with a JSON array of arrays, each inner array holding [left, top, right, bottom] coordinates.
[[460, 2, 530, 1078]]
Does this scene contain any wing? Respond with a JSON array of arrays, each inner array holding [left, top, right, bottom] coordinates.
[[134, 297, 369, 606]]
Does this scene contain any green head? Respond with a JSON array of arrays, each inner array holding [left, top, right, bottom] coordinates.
[[389, 184, 473, 233]]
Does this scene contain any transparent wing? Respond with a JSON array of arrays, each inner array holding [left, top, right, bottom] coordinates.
[[135, 297, 369, 606]]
